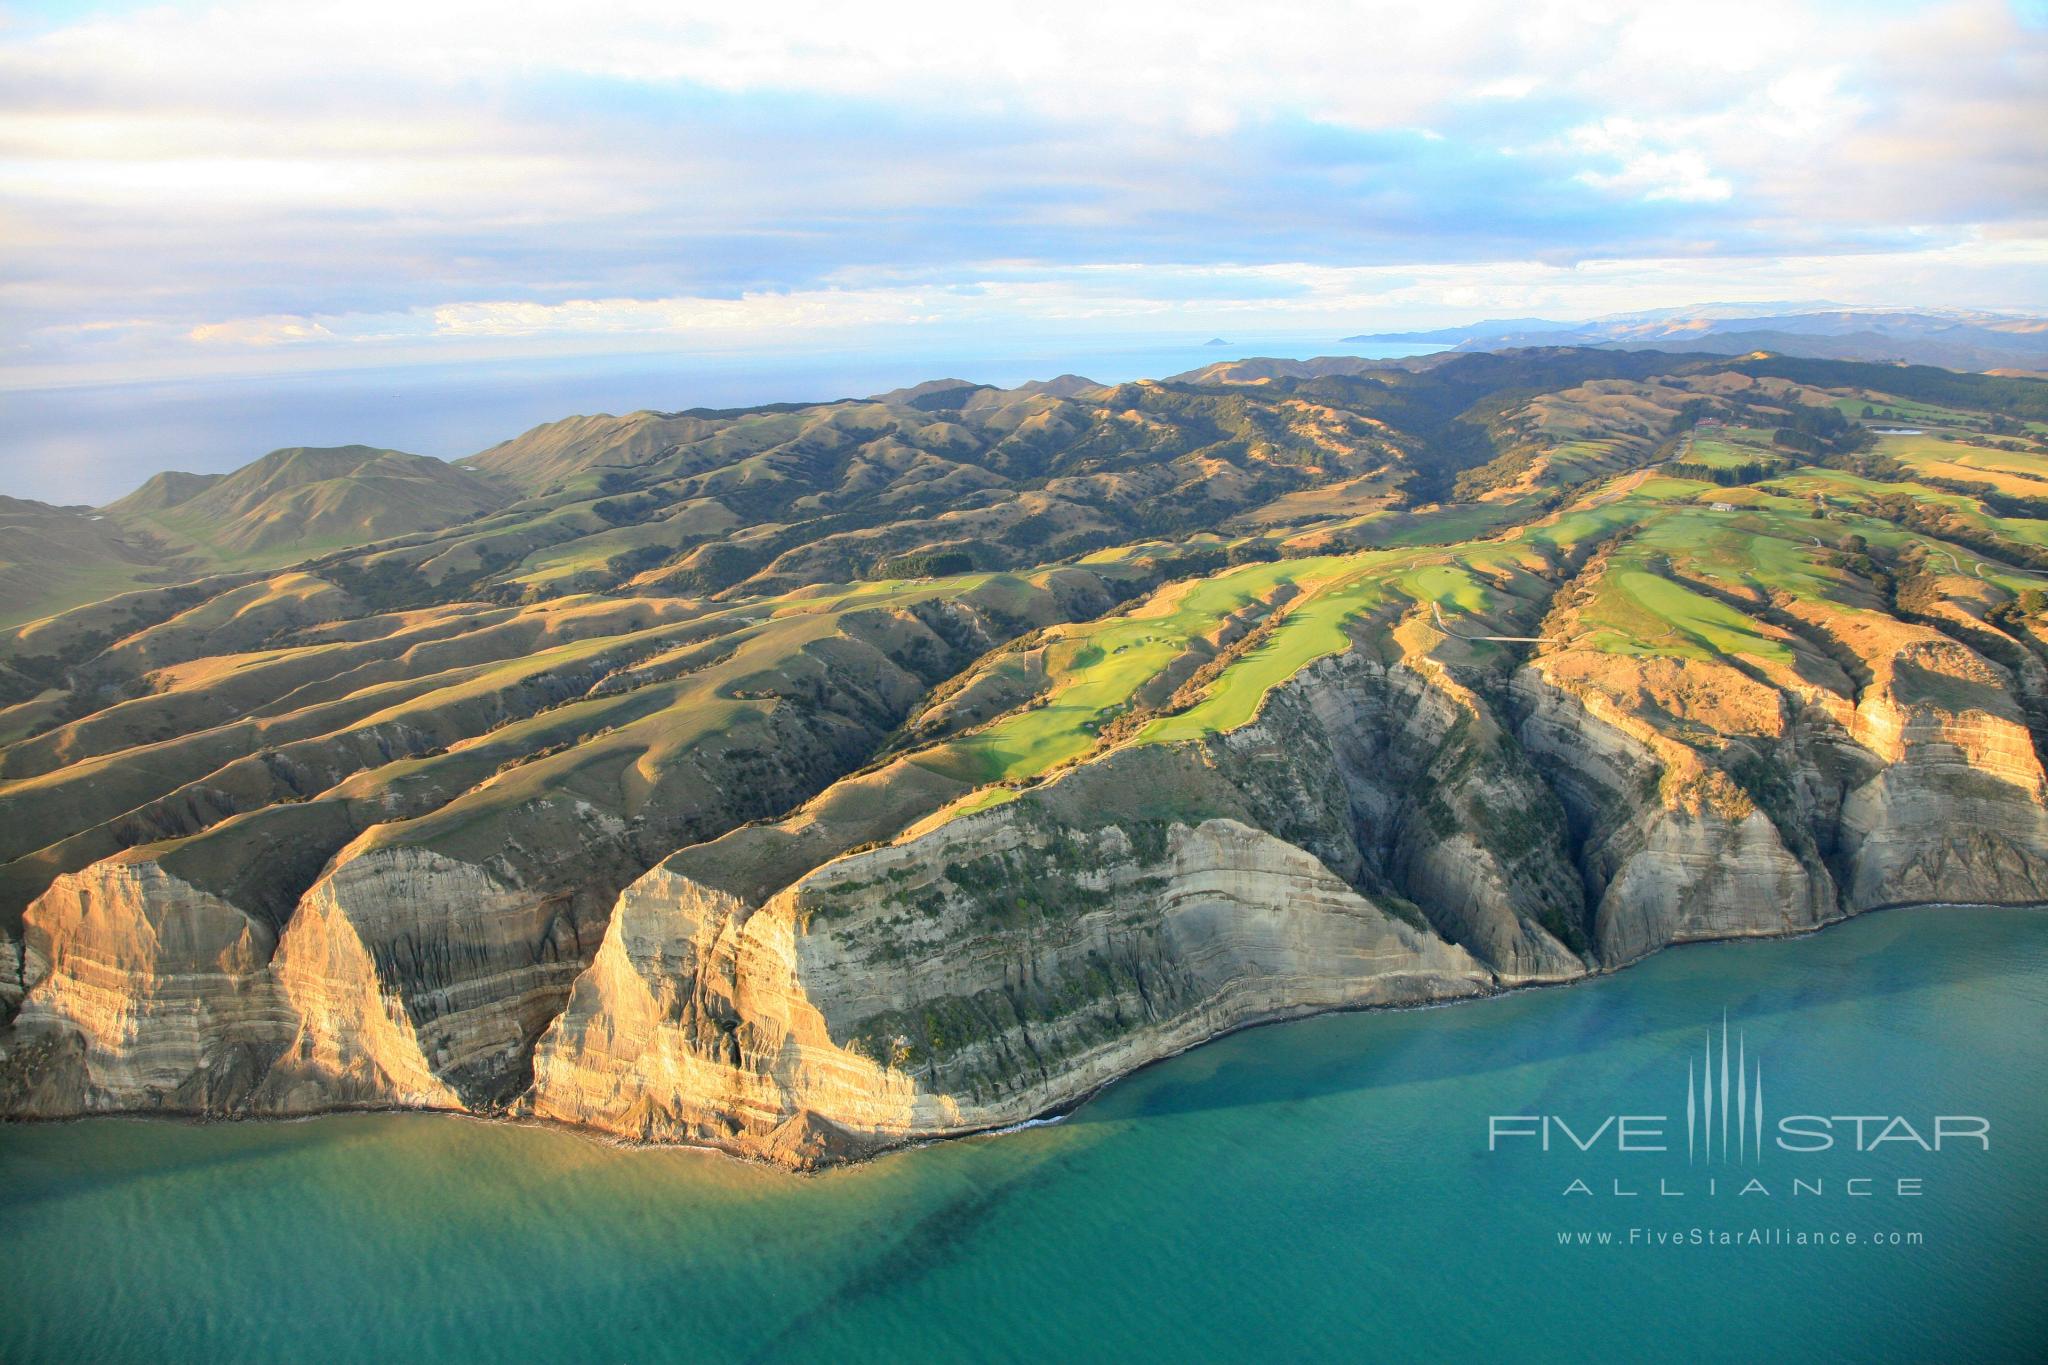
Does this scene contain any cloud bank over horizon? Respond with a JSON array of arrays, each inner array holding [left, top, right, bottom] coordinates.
[[3, 0, 2045, 387]]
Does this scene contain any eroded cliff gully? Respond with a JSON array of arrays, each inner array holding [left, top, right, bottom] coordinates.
[[7, 631, 2048, 1166]]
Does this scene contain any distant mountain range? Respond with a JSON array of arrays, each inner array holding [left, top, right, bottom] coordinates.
[[1345, 305, 2048, 373]]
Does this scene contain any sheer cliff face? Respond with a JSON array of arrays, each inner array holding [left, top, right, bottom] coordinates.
[[1, 924, 21, 1022], [1835, 640, 2048, 909], [519, 650, 1547, 1161], [0, 569, 1135, 1119], [7, 859, 289, 1114], [14, 606, 2047, 1157], [7, 357, 2048, 1164], [522, 613, 2048, 1163], [1510, 553, 2048, 965], [526, 816, 1489, 1163]]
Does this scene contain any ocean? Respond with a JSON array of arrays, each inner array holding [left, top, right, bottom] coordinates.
[[3, 905, 2043, 1363]]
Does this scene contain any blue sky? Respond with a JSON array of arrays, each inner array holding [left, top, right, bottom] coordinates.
[[2, 0, 2044, 390]]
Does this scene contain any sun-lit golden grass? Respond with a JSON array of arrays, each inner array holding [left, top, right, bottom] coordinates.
[[0, 559, 1143, 916], [0, 594, 728, 849], [1870, 430, 2048, 495], [91, 572, 359, 674], [1228, 472, 1402, 527], [116, 446, 510, 566], [10, 355, 2048, 930], [939, 436, 2048, 832]]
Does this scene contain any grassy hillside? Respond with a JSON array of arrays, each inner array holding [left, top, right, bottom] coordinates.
[[104, 444, 511, 566], [12, 343, 2048, 1146], [1, 447, 512, 632], [8, 348, 2048, 1122], [0, 496, 178, 632]]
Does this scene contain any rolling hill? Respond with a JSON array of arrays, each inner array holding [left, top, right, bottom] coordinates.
[[1, 446, 512, 632], [108, 445, 510, 559], [0, 497, 178, 635], [5, 347, 2048, 1166]]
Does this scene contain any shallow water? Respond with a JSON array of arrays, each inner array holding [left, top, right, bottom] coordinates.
[[4, 906, 2045, 1363]]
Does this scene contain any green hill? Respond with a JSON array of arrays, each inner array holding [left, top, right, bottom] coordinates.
[[0, 496, 180, 632], [3, 446, 512, 630], [109, 444, 510, 561], [6, 348, 2048, 1165]]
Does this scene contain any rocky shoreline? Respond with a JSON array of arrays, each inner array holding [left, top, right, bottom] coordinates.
[[13, 622, 2048, 1168], [10, 894, 2042, 1174]]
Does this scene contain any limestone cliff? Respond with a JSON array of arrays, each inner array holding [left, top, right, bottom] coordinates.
[[3, 858, 292, 1114], [1205, 651, 1588, 982], [11, 600, 2048, 1162], [1836, 639, 2048, 908], [524, 815, 1489, 1163], [516, 594, 2048, 1163], [254, 844, 553, 1113], [1512, 662, 1841, 964], [0, 568, 1139, 1120]]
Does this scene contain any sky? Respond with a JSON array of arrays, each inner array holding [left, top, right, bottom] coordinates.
[[1, 0, 2045, 400]]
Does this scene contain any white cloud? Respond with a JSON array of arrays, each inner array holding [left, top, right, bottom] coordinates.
[[0, 1, 1550, 132], [1573, 148, 1733, 204], [187, 316, 338, 346], [0, 0, 2016, 173], [0, 0, 2042, 386], [1562, 118, 1734, 202], [3, 234, 2026, 390], [427, 289, 951, 336]]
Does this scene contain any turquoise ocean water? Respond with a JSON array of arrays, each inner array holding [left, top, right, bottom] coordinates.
[[4, 905, 2045, 1363]]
